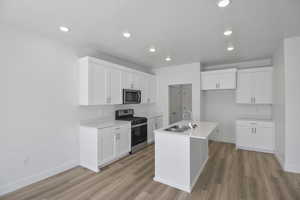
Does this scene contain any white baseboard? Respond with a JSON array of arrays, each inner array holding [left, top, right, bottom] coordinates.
[[274, 151, 284, 169], [284, 162, 300, 174], [190, 158, 208, 191], [209, 138, 235, 144], [0, 159, 78, 196], [153, 177, 191, 193], [236, 145, 274, 154]]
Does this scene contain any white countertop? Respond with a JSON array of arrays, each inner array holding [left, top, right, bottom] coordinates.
[[136, 111, 163, 119], [155, 120, 218, 139], [80, 119, 131, 129]]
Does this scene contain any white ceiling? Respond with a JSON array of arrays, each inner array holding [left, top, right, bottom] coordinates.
[[0, 0, 299, 68]]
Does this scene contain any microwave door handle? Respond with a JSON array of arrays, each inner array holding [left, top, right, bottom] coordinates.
[[138, 92, 141, 103]]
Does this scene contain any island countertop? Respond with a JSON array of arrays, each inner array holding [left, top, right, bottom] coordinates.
[[155, 120, 218, 140]]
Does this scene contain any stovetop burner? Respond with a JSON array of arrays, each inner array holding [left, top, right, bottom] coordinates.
[[115, 109, 147, 125]]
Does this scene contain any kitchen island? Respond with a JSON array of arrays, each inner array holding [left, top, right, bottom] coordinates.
[[153, 120, 218, 193]]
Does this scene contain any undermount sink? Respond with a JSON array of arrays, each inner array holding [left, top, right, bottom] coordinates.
[[164, 124, 190, 132]]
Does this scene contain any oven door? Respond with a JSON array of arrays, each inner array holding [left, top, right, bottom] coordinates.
[[131, 123, 147, 148], [123, 89, 141, 104]]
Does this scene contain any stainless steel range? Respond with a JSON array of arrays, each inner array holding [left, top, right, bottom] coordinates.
[[115, 109, 147, 153]]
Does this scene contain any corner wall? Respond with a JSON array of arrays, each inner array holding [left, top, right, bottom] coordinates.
[[284, 36, 300, 173], [272, 41, 285, 167], [0, 25, 155, 195]]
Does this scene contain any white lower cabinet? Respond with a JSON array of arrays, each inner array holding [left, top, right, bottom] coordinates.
[[236, 120, 274, 153], [147, 116, 163, 143], [80, 123, 131, 172]]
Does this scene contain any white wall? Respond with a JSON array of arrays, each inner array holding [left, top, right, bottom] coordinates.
[[202, 90, 272, 143], [284, 36, 300, 173], [0, 25, 155, 195], [154, 63, 201, 126], [272, 41, 285, 167]]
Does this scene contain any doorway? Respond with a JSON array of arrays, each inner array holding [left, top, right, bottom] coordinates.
[[168, 84, 192, 124]]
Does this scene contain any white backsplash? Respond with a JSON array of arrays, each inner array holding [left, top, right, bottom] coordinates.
[[79, 104, 157, 122]]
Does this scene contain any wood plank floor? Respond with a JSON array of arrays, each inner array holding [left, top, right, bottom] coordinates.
[[2, 142, 300, 200]]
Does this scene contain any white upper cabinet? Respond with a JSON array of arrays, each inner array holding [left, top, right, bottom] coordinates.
[[201, 68, 237, 90], [79, 57, 156, 105], [236, 67, 272, 104], [122, 71, 141, 90], [137, 73, 156, 104], [108, 68, 122, 104], [148, 76, 157, 103], [79, 57, 122, 105]]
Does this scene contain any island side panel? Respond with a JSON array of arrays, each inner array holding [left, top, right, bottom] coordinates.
[[154, 131, 191, 192], [190, 138, 208, 189]]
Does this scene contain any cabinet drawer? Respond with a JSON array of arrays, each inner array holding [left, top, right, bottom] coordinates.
[[236, 120, 274, 128]]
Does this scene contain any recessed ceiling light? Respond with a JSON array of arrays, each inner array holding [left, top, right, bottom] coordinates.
[[149, 47, 156, 53], [165, 56, 172, 61], [227, 45, 235, 51], [224, 29, 233, 36], [217, 0, 231, 8], [122, 31, 131, 38], [59, 26, 70, 32]]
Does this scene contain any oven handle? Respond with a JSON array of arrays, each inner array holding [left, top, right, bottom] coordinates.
[[132, 122, 147, 128]]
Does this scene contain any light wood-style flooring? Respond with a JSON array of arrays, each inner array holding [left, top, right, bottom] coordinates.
[[1, 142, 300, 200]]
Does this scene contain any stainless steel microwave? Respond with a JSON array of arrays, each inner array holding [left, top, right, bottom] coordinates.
[[123, 89, 141, 104]]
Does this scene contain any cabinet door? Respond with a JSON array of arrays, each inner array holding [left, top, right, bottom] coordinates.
[[101, 128, 115, 164], [253, 70, 272, 104], [90, 63, 109, 105], [201, 74, 218, 90], [132, 73, 141, 89], [122, 71, 133, 89], [236, 126, 255, 148], [147, 118, 155, 143], [253, 126, 274, 151], [117, 126, 131, 156], [141, 75, 150, 104], [219, 72, 236, 89], [148, 76, 157, 103], [109, 68, 122, 104], [236, 71, 253, 104]]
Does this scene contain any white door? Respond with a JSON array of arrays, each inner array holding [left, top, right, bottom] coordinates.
[[236, 71, 253, 104], [109, 68, 122, 104], [181, 85, 192, 120], [90, 63, 108, 105], [101, 127, 115, 164], [253, 126, 274, 151], [253, 71, 272, 104], [147, 118, 155, 143], [236, 126, 255, 148], [169, 86, 182, 124], [201, 74, 218, 90], [148, 76, 156, 103], [117, 126, 131, 156]]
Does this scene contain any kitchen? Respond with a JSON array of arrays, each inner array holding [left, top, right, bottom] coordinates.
[[1, 0, 300, 199]]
